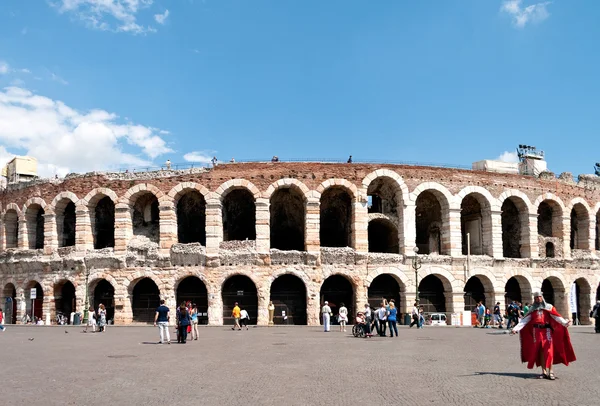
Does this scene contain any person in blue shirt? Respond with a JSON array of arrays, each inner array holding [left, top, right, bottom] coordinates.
[[153, 300, 170, 344], [177, 304, 192, 344], [387, 302, 398, 337], [190, 303, 199, 340]]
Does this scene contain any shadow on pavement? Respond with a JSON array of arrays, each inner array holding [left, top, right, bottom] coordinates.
[[470, 372, 540, 379]]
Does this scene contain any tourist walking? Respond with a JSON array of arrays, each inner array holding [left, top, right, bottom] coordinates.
[[410, 302, 420, 328], [511, 291, 575, 380], [240, 307, 250, 330], [0, 307, 6, 331], [419, 306, 425, 329], [376, 302, 387, 336], [592, 300, 600, 333], [322, 301, 332, 332], [337, 302, 348, 332], [387, 302, 398, 337], [190, 303, 199, 340], [231, 302, 242, 331], [153, 299, 171, 344], [177, 304, 191, 343], [363, 304, 372, 337], [98, 304, 107, 333], [493, 302, 503, 328], [85, 306, 96, 333]]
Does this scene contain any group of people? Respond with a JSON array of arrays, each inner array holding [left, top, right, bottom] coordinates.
[[230, 302, 251, 331], [153, 300, 201, 344], [322, 299, 404, 337], [85, 304, 108, 333], [473, 300, 532, 329]]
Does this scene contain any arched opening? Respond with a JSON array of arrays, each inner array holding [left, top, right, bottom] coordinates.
[[418, 275, 446, 313], [54, 281, 76, 322], [3, 209, 18, 248], [320, 187, 352, 248], [93, 280, 115, 323], [223, 189, 256, 241], [464, 277, 485, 311], [461, 194, 491, 256], [131, 278, 160, 323], [222, 275, 257, 325], [132, 192, 160, 243], [367, 176, 401, 215], [56, 200, 76, 248], [368, 274, 401, 310], [596, 210, 600, 251], [501, 198, 522, 258], [573, 278, 592, 325], [270, 188, 305, 251], [3, 283, 17, 324], [25, 204, 45, 249], [176, 276, 209, 325], [320, 275, 354, 323], [545, 242, 555, 258], [368, 218, 399, 253], [504, 276, 532, 307], [177, 191, 206, 245], [542, 279, 555, 306], [415, 191, 445, 255], [570, 203, 590, 250], [270, 274, 307, 325], [25, 281, 43, 321], [93, 196, 115, 249]]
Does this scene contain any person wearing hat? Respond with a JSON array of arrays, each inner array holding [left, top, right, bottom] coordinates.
[[322, 301, 332, 332], [592, 300, 600, 333], [511, 290, 575, 380]]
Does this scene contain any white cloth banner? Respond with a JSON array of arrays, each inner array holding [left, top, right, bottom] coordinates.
[[569, 282, 578, 315]]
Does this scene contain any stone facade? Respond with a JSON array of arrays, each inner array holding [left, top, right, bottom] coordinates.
[[0, 162, 599, 326]]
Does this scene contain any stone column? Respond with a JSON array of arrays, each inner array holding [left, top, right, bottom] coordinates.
[[353, 199, 369, 252], [489, 209, 503, 258], [113, 290, 128, 325], [354, 283, 367, 316], [493, 291, 506, 313], [555, 286, 569, 319], [17, 215, 27, 249], [404, 292, 417, 324], [306, 283, 320, 326], [0, 219, 5, 250], [75, 205, 93, 252], [208, 285, 223, 325], [587, 218, 596, 253], [114, 204, 132, 255], [447, 292, 465, 317], [523, 213, 539, 259], [447, 208, 462, 256], [159, 204, 177, 252], [16, 290, 26, 324], [205, 197, 222, 258], [305, 197, 320, 254], [257, 284, 269, 326], [44, 211, 58, 255], [255, 197, 270, 255], [562, 215, 571, 259], [402, 202, 416, 255]]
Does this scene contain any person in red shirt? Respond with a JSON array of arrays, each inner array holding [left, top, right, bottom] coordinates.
[[0, 307, 6, 331], [511, 291, 575, 380]]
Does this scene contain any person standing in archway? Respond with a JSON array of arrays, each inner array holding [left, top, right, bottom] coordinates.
[[592, 300, 600, 333], [231, 302, 242, 331], [511, 291, 575, 380], [322, 301, 331, 332], [337, 302, 348, 333]]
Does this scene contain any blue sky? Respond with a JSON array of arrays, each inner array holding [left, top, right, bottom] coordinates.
[[0, 0, 598, 177]]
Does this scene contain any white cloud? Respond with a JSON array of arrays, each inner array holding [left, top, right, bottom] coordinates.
[[20, 68, 31, 74], [51, 0, 158, 34], [0, 86, 173, 177], [496, 151, 520, 163], [501, 0, 551, 28], [154, 9, 169, 25], [183, 151, 215, 164], [0, 61, 9, 75], [51, 72, 69, 85]]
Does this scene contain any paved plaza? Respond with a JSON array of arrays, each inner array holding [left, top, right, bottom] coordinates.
[[0, 324, 599, 406]]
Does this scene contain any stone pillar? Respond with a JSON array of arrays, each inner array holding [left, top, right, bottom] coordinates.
[[562, 216, 571, 259], [208, 286, 223, 325], [354, 283, 367, 316], [44, 211, 58, 255], [257, 284, 269, 326], [114, 204, 132, 255], [402, 202, 416, 255], [305, 197, 320, 254], [523, 213, 539, 258], [75, 205, 93, 252], [447, 208, 462, 257], [447, 292, 465, 317], [404, 292, 417, 324], [255, 198, 270, 255], [587, 218, 596, 253], [307, 284, 320, 326], [555, 286, 569, 319], [113, 291, 128, 325], [489, 209, 503, 258], [205, 197, 222, 258], [493, 291, 506, 313], [16, 290, 26, 324], [0, 219, 5, 250], [158, 204, 177, 252], [353, 199, 369, 252], [161, 286, 176, 311], [17, 215, 27, 249]]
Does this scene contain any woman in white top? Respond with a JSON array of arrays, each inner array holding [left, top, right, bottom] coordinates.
[[239, 308, 250, 330], [322, 301, 332, 332], [337, 303, 348, 332]]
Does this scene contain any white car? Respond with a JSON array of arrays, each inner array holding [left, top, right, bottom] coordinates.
[[429, 313, 447, 326]]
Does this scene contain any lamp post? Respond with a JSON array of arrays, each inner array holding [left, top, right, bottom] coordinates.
[[412, 247, 422, 303], [83, 268, 90, 324]]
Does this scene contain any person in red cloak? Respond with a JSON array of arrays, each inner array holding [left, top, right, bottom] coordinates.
[[511, 291, 576, 380]]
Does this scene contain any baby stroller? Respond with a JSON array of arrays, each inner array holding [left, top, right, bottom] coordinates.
[[352, 312, 366, 338]]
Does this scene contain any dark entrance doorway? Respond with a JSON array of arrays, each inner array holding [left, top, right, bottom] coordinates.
[[368, 274, 401, 310], [418, 275, 446, 313], [505, 277, 522, 304], [222, 275, 257, 325], [542, 279, 555, 305], [270, 274, 307, 325], [176, 276, 209, 325], [131, 278, 160, 323], [464, 277, 485, 312], [320, 275, 354, 324], [55, 281, 76, 323], [3, 283, 17, 324], [93, 280, 115, 323]]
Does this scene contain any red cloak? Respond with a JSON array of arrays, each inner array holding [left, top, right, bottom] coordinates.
[[516, 305, 576, 369]]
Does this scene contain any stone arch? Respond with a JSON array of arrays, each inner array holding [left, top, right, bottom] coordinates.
[[572, 277, 593, 325], [319, 184, 355, 248], [368, 216, 399, 253], [362, 169, 409, 204], [320, 273, 356, 323], [2, 282, 17, 324], [502, 269, 534, 307], [498, 192, 532, 258], [125, 272, 165, 294], [129, 276, 161, 323], [172, 184, 208, 245], [269, 183, 307, 251], [23, 198, 47, 250], [83, 188, 118, 250], [418, 268, 454, 315], [418, 266, 456, 292], [3, 203, 22, 217], [411, 182, 453, 207], [215, 179, 261, 200], [119, 183, 165, 206], [263, 178, 311, 201], [316, 179, 358, 201], [219, 182, 257, 242], [568, 198, 592, 250], [167, 182, 211, 204], [50, 192, 80, 211], [464, 271, 496, 311], [122, 186, 161, 244], [456, 187, 495, 256], [540, 273, 568, 316], [82, 188, 119, 207], [52, 192, 79, 248], [221, 272, 259, 325], [269, 271, 309, 325], [23, 197, 48, 213], [3, 204, 21, 249], [175, 274, 209, 324], [89, 274, 119, 293], [412, 183, 452, 255], [53, 279, 77, 321], [497, 189, 534, 213], [24, 279, 44, 321], [365, 266, 410, 289]]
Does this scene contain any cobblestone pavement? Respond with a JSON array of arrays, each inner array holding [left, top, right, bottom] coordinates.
[[0, 325, 599, 406]]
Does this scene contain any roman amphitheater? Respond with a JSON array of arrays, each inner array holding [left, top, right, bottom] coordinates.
[[1, 162, 599, 326]]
